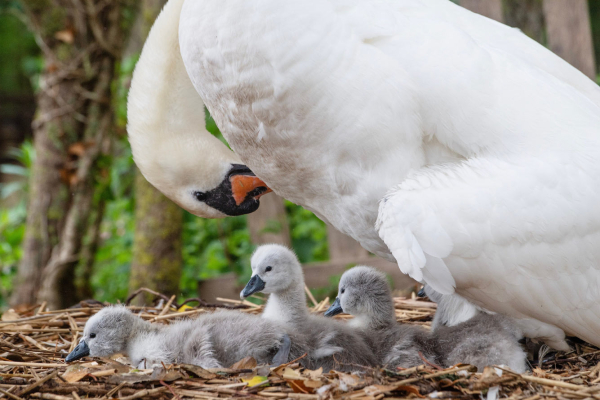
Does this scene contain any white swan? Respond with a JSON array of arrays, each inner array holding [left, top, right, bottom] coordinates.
[[128, 0, 600, 350]]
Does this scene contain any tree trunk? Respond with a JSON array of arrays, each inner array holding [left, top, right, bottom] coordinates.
[[460, 0, 504, 22], [543, 0, 596, 79], [129, 169, 182, 305], [11, 0, 133, 309]]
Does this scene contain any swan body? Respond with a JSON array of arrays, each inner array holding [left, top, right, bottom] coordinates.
[[241, 244, 378, 371], [129, 0, 600, 349], [65, 306, 302, 369], [326, 266, 527, 372]]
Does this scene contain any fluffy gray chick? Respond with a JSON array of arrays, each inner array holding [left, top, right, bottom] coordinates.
[[326, 266, 527, 372], [241, 244, 378, 371], [66, 306, 305, 369]]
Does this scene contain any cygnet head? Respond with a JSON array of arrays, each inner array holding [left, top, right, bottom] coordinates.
[[65, 306, 137, 362], [325, 266, 393, 322], [240, 244, 303, 298]]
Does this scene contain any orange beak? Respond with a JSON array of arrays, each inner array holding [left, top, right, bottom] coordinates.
[[230, 175, 272, 206]]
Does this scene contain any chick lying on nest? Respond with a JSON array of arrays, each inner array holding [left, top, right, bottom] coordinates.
[[326, 266, 527, 372], [66, 306, 305, 369]]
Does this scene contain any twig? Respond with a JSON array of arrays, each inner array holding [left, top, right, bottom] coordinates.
[[304, 285, 318, 307], [159, 295, 176, 316], [0, 362, 65, 368], [0, 389, 24, 400], [160, 380, 181, 400], [418, 351, 443, 370], [30, 394, 71, 400], [180, 297, 250, 310], [18, 370, 58, 397], [117, 387, 167, 400], [125, 288, 172, 306]]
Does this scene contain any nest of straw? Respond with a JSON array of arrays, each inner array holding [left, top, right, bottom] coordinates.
[[1, 289, 598, 400]]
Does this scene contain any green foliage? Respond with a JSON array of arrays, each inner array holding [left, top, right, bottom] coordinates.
[[0, 11, 41, 95], [286, 201, 328, 263], [0, 141, 34, 308]]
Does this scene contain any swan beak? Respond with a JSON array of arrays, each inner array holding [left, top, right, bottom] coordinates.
[[240, 275, 266, 299], [324, 298, 343, 317], [417, 287, 426, 297], [230, 175, 272, 206], [65, 340, 90, 362]]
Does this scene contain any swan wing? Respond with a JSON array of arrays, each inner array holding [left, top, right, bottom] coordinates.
[[377, 156, 600, 346]]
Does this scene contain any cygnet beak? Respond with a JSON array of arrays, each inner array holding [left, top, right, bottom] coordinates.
[[65, 340, 90, 362], [324, 298, 343, 317], [240, 275, 266, 299], [417, 287, 426, 297]]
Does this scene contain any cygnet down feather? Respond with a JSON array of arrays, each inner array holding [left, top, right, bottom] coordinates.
[[326, 266, 527, 373], [65, 306, 305, 369], [241, 244, 378, 371]]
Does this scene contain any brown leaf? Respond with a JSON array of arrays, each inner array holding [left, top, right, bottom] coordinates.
[[108, 373, 155, 384], [337, 372, 362, 389], [364, 384, 398, 396], [151, 369, 182, 382], [1, 309, 20, 322], [304, 379, 323, 389], [304, 367, 323, 380], [62, 365, 90, 383], [281, 367, 303, 380], [55, 29, 74, 44], [230, 356, 257, 370], [179, 364, 217, 380], [68, 142, 87, 157], [394, 385, 424, 398], [288, 379, 313, 394]]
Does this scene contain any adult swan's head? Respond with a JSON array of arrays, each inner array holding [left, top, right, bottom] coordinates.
[[127, 0, 269, 218]]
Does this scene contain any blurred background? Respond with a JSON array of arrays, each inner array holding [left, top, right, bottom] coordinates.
[[1, 0, 599, 310]]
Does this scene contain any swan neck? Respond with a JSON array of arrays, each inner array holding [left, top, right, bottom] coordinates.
[[127, 0, 240, 197], [264, 282, 308, 325]]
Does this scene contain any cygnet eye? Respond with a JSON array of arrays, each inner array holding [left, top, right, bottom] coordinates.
[[90, 333, 96, 339], [340, 288, 345, 294], [265, 266, 273, 272]]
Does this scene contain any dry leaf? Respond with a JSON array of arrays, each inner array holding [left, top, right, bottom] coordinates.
[[152, 369, 182, 382], [62, 365, 90, 383], [281, 367, 303, 380], [55, 29, 74, 43], [242, 375, 268, 387], [68, 142, 87, 157], [337, 372, 361, 389], [1, 309, 20, 321], [108, 371, 155, 384], [304, 367, 323, 380], [395, 385, 424, 397], [304, 379, 323, 389], [364, 384, 397, 396], [288, 379, 313, 394], [231, 356, 257, 370], [179, 364, 217, 380]]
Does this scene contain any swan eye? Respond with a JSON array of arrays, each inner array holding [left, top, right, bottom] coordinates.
[[340, 288, 345, 294], [90, 333, 96, 339], [265, 266, 273, 272], [194, 191, 208, 202]]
